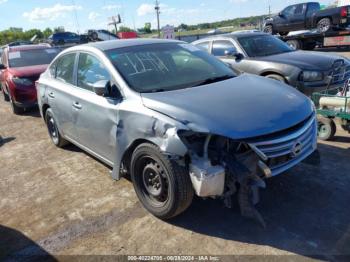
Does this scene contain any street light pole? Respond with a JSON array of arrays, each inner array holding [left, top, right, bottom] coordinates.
[[155, 0, 161, 38]]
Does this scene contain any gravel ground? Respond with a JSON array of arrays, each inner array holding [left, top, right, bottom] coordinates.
[[1, 51, 350, 261]]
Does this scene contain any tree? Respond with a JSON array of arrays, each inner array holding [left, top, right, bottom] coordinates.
[[43, 28, 53, 38], [144, 23, 152, 33], [118, 26, 135, 32]]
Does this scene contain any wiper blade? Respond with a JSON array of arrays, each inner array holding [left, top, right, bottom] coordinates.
[[192, 75, 234, 87]]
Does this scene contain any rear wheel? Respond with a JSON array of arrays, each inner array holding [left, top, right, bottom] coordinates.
[[265, 74, 286, 83], [317, 18, 332, 33], [131, 143, 194, 219], [318, 116, 336, 141], [45, 108, 68, 147]]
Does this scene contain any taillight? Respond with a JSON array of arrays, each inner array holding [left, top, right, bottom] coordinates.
[[341, 6, 347, 17]]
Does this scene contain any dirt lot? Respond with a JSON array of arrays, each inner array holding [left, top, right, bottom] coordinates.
[[1, 53, 350, 261]]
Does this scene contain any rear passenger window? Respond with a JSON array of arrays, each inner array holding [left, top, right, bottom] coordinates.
[[77, 53, 110, 92], [195, 41, 210, 52], [55, 53, 76, 85]]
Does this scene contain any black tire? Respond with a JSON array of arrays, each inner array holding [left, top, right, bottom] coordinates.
[[131, 143, 194, 219], [265, 74, 286, 83], [2, 87, 9, 102], [263, 25, 274, 34], [317, 116, 336, 141], [286, 39, 302, 50], [279, 31, 289, 36], [9, 95, 24, 115], [317, 18, 332, 33], [45, 108, 68, 147]]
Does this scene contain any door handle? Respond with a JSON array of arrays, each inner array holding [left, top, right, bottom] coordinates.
[[73, 102, 82, 110], [48, 92, 55, 98]]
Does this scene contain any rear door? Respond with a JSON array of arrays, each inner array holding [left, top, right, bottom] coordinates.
[[47, 52, 79, 141], [72, 52, 120, 163]]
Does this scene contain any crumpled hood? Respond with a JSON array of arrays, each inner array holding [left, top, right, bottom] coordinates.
[[141, 74, 313, 140], [255, 50, 347, 70]]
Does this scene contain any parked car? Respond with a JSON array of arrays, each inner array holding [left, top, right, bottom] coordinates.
[[264, 2, 350, 35], [193, 31, 350, 96], [0, 44, 60, 114], [37, 39, 317, 223], [48, 32, 82, 46]]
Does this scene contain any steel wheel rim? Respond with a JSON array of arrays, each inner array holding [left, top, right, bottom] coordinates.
[[136, 156, 169, 207], [264, 26, 272, 34], [47, 115, 59, 143], [318, 20, 330, 33]]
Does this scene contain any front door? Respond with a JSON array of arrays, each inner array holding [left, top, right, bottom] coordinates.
[[73, 52, 120, 163]]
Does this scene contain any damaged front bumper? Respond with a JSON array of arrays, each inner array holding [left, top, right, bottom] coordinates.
[[184, 113, 318, 227]]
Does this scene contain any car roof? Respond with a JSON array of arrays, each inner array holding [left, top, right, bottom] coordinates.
[[194, 31, 268, 42], [83, 38, 184, 51], [8, 44, 53, 52]]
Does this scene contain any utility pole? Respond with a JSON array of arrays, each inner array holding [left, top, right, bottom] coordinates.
[[268, 5, 271, 16], [155, 0, 161, 38]]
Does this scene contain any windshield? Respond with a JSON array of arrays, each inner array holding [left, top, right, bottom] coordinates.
[[9, 48, 60, 68], [105, 43, 236, 93], [237, 35, 294, 57]]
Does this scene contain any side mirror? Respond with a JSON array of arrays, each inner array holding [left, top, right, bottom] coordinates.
[[279, 12, 284, 17], [93, 80, 110, 96], [0, 64, 6, 70]]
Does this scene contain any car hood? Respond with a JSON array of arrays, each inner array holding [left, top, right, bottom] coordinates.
[[254, 50, 347, 70], [8, 64, 48, 78], [141, 74, 313, 140]]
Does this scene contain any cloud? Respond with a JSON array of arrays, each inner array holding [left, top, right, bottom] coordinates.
[[0, 0, 8, 4], [88, 11, 101, 22], [23, 3, 82, 22], [102, 4, 121, 11], [137, 3, 154, 16]]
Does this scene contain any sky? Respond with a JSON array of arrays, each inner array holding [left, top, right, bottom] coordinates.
[[0, 0, 336, 33]]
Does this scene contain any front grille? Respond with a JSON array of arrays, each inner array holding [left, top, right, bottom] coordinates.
[[248, 114, 317, 177], [329, 60, 350, 85]]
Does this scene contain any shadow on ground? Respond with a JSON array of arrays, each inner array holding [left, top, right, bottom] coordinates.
[[22, 107, 41, 118], [0, 225, 56, 261], [0, 136, 15, 147], [170, 143, 350, 259]]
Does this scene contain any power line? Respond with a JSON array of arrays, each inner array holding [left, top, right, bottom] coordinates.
[[71, 0, 80, 33]]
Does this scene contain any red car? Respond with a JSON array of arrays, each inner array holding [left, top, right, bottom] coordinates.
[[0, 45, 60, 114]]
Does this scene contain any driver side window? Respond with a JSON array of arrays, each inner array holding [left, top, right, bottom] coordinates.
[[77, 53, 111, 92]]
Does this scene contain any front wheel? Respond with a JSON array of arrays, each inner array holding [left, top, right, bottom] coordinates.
[[9, 95, 24, 115], [131, 143, 194, 219], [263, 25, 274, 34], [318, 116, 336, 141], [265, 74, 286, 83], [2, 87, 9, 102], [317, 18, 332, 33]]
